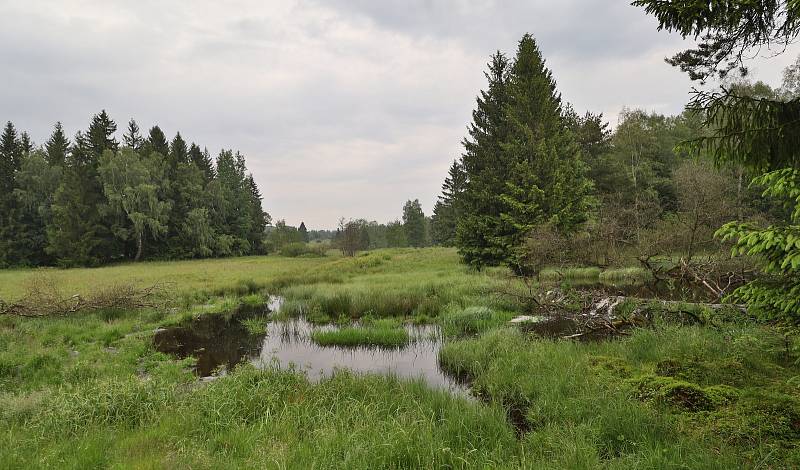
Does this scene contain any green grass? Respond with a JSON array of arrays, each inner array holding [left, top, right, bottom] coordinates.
[[0, 254, 339, 300], [599, 266, 651, 283], [538, 266, 651, 285], [438, 306, 515, 338], [241, 316, 270, 335], [539, 266, 602, 281], [439, 325, 800, 467], [310, 325, 410, 348], [1, 247, 798, 467]]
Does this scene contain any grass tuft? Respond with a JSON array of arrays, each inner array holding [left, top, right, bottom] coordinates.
[[310, 326, 409, 348]]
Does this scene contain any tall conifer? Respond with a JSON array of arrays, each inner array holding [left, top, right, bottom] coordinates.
[[45, 122, 70, 166], [456, 52, 512, 268]]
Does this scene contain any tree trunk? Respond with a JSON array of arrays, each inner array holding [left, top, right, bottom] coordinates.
[[135, 233, 143, 262]]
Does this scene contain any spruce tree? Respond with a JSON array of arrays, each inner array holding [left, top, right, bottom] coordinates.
[[0, 122, 19, 195], [246, 174, 269, 253], [48, 131, 106, 266], [160, 132, 191, 256], [48, 111, 122, 266], [85, 110, 118, 160], [298, 221, 309, 243], [209, 149, 252, 256], [123, 119, 144, 151], [19, 132, 33, 154], [456, 52, 512, 268], [170, 133, 188, 166], [14, 149, 62, 265], [454, 36, 592, 271], [189, 144, 215, 182], [45, 122, 70, 166], [431, 159, 466, 245], [0, 122, 21, 266], [402, 199, 427, 248], [498, 34, 592, 270], [144, 126, 169, 157]]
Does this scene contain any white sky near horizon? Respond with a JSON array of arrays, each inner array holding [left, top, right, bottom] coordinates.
[[2, 0, 799, 229]]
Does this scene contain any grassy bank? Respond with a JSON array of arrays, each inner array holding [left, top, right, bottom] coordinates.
[[439, 326, 800, 467]]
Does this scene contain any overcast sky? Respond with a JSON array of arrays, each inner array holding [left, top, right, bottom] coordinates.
[[2, 1, 798, 228]]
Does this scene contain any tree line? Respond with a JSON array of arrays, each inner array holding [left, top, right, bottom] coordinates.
[[0, 111, 269, 267], [266, 198, 432, 257]]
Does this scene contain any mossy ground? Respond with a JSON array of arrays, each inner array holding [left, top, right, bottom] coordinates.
[[1, 248, 798, 468]]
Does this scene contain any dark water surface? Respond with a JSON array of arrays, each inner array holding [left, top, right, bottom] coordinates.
[[153, 312, 265, 376]]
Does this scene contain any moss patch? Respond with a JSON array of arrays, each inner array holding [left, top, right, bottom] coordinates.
[[629, 374, 740, 411]]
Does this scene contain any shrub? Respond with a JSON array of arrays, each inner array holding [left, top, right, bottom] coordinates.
[[278, 242, 325, 258]]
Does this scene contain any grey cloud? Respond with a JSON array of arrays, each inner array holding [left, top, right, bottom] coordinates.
[[1, 0, 797, 228]]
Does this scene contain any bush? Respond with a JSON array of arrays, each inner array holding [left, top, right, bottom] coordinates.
[[518, 224, 595, 276], [278, 242, 326, 258]]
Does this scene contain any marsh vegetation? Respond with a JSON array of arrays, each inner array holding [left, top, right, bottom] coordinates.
[[0, 248, 798, 468]]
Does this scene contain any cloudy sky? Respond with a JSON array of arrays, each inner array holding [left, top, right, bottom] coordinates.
[[2, 1, 798, 228]]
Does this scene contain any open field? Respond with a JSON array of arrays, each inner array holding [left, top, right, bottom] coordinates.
[[1, 248, 799, 468]]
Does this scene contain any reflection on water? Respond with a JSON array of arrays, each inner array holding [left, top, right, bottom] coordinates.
[[254, 318, 466, 394], [153, 298, 466, 394], [153, 311, 265, 376]]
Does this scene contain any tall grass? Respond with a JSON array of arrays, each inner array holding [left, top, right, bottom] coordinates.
[[439, 326, 800, 467], [538, 266, 602, 282], [2, 366, 521, 469], [437, 306, 515, 338]]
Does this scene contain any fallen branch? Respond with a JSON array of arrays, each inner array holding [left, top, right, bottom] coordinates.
[[0, 275, 170, 317]]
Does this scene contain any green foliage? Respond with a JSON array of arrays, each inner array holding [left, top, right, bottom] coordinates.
[[1, 111, 270, 266], [430, 160, 466, 246], [717, 169, 800, 320], [47, 116, 117, 267], [401, 199, 427, 247], [633, 0, 799, 82], [455, 51, 511, 269], [98, 148, 171, 261], [278, 242, 326, 258], [334, 218, 370, 256], [453, 35, 592, 270]]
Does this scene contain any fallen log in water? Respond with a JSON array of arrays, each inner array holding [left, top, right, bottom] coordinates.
[[507, 290, 748, 341]]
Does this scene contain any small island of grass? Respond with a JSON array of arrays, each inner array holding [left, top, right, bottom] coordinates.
[[311, 325, 409, 348]]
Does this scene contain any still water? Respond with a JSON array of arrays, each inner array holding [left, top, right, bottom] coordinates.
[[153, 300, 466, 393]]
